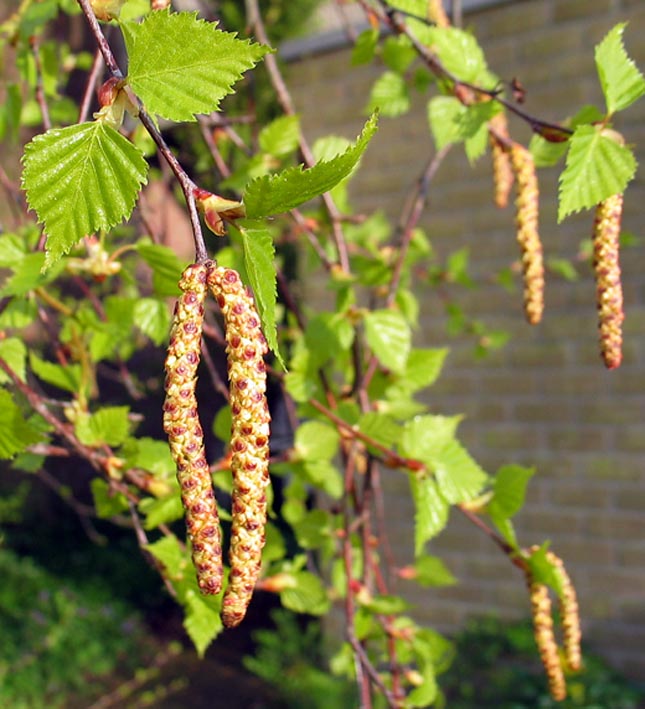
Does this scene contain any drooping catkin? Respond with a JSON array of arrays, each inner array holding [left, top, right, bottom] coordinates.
[[163, 262, 223, 595], [489, 112, 514, 209], [208, 266, 271, 628], [545, 550, 582, 672], [528, 576, 567, 702], [428, 0, 450, 27], [592, 193, 624, 370], [510, 143, 544, 325]]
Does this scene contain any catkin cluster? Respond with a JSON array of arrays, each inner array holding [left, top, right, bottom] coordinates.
[[526, 546, 582, 701], [163, 261, 270, 627], [510, 143, 544, 325], [163, 262, 223, 595], [592, 193, 624, 369], [208, 266, 271, 628]]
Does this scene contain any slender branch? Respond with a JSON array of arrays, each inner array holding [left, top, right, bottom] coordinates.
[[78, 48, 105, 123], [30, 36, 51, 131]]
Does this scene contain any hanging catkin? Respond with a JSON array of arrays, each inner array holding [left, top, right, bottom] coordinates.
[[208, 265, 271, 628], [163, 262, 223, 595], [592, 193, 624, 369], [489, 112, 514, 209], [510, 143, 544, 325]]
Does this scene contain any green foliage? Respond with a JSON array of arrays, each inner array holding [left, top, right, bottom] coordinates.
[[0, 548, 152, 708], [122, 10, 270, 121], [442, 616, 645, 708], [21, 121, 148, 267]]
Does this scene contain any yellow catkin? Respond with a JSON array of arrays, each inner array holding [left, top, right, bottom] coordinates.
[[208, 266, 271, 628], [428, 0, 450, 27], [489, 112, 514, 209], [592, 193, 624, 370], [510, 143, 544, 325], [528, 577, 567, 702], [545, 550, 582, 672], [163, 262, 223, 595]]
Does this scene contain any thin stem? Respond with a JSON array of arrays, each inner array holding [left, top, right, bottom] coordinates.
[[78, 48, 105, 123], [30, 36, 51, 131]]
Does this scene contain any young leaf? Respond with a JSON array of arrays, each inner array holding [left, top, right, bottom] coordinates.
[[409, 475, 449, 555], [595, 23, 645, 115], [366, 71, 410, 117], [427, 96, 465, 150], [294, 420, 340, 461], [22, 121, 148, 267], [424, 27, 488, 84], [237, 222, 283, 366], [558, 125, 636, 221], [488, 464, 536, 522], [183, 588, 223, 657], [90, 478, 129, 518], [133, 297, 171, 345], [433, 439, 487, 504], [243, 113, 378, 218], [364, 309, 411, 375], [136, 242, 186, 297], [351, 27, 379, 66], [122, 10, 270, 122], [29, 352, 82, 393], [258, 115, 300, 157], [0, 338, 28, 384], [0, 389, 43, 459], [279, 571, 330, 616], [413, 555, 457, 587], [0, 252, 66, 296], [75, 406, 130, 447]]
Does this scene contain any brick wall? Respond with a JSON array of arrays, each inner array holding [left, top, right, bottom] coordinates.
[[284, 0, 645, 677]]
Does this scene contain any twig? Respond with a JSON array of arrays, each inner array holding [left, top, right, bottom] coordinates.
[[78, 48, 105, 123], [30, 36, 51, 131]]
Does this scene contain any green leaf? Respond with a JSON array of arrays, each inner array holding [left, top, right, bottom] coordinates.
[[244, 113, 378, 218], [361, 593, 410, 615], [0, 338, 27, 384], [122, 10, 269, 122], [407, 663, 437, 708], [0, 252, 65, 296], [292, 509, 333, 550], [529, 133, 568, 168], [488, 464, 535, 520], [409, 475, 449, 555], [351, 27, 379, 66], [425, 27, 487, 83], [258, 115, 300, 157], [433, 439, 487, 504], [301, 460, 343, 500], [305, 312, 355, 369], [400, 414, 461, 462], [133, 297, 171, 345], [413, 555, 457, 587], [237, 223, 283, 366], [402, 348, 448, 393], [0, 389, 43, 459], [183, 588, 222, 657], [122, 437, 175, 477], [294, 420, 340, 461], [22, 121, 148, 268], [136, 242, 186, 297], [427, 96, 465, 150], [279, 571, 330, 616], [357, 412, 402, 448], [75, 406, 130, 447], [364, 309, 411, 374], [29, 352, 81, 393], [558, 125, 636, 221], [90, 478, 129, 518], [595, 23, 645, 115], [145, 534, 185, 577], [139, 493, 184, 529], [382, 35, 416, 74], [366, 71, 410, 117]]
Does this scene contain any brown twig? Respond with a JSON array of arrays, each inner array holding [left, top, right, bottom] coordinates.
[[78, 48, 105, 123]]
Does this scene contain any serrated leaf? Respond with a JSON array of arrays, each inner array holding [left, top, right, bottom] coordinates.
[[237, 223, 283, 367], [595, 23, 645, 115], [425, 27, 487, 83], [145, 534, 186, 577], [305, 311, 355, 369], [294, 420, 340, 461], [139, 493, 184, 529], [558, 125, 637, 221], [302, 460, 343, 499], [136, 242, 186, 297], [90, 478, 129, 519], [428, 96, 465, 150], [133, 297, 171, 345], [29, 352, 81, 393], [22, 121, 148, 268], [0, 252, 65, 296], [433, 439, 487, 504], [409, 475, 449, 555], [364, 309, 411, 374], [183, 588, 222, 657], [258, 115, 300, 157], [122, 437, 175, 477], [0, 389, 43, 458], [75, 406, 130, 447], [280, 571, 330, 615], [122, 10, 269, 122], [413, 555, 457, 587], [366, 71, 410, 117], [244, 113, 378, 219], [357, 412, 402, 448], [0, 338, 27, 384], [400, 414, 461, 461], [402, 348, 448, 393], [488, 464, 535, 520], [351, 27, 379, 66]]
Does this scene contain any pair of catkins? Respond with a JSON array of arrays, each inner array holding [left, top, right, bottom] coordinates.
[[163, 262, 270, 628]]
